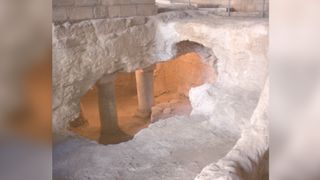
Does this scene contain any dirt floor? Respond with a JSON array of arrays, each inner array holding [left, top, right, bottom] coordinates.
[[70, 87, 192, 144]]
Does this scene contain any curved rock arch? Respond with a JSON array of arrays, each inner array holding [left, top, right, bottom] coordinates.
[[172, 40, 218, 71]]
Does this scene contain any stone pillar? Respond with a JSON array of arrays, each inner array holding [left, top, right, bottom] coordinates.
[[135, 65, 155, 119], [97, 73, 119, 137]]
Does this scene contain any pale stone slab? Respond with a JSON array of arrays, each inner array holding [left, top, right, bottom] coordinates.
[[137, 4, 156, 16], [120, 5, 137, 17], [108, 5, 121, 17], [74, 0, 99, 7], [53, 0, 74, 7], [68, 7, 94, 20], [53, 7, 68, 22], [93, 6, 108, 18]]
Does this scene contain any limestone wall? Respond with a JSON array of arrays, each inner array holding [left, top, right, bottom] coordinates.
[[169, 0, 269, 12], [232, 0, 269, 12], [170, 0, 228, 7], [195, 79, 269, 180], [154, 52, 216, 97], [53, 0, 157, 22]]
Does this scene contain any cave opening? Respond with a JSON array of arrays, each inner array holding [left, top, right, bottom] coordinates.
[[69, 52, 216, 144]]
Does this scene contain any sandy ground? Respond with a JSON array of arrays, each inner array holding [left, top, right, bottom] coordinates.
[[70, 87, 192, 144]]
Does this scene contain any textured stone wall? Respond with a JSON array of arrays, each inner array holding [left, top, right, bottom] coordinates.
[[170, 0, 227, 7], [53, 0, 156, 22], [154, 52, 216, 97], [170, 0, 269, 13], [195, 79, 269, 180], [232, 0, 269, 12]]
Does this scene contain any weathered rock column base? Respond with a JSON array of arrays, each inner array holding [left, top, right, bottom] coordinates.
[[134, 65, 155, 121]]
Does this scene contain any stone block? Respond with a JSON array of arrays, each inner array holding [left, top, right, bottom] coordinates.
[[53, 0, 74, 7], [53, 7, 68, 22], [136, 4, 156, 16], [75, 0, 99, 6], [116, 0, 138, 5], [108, 6, 121, 18], [94, 6, 109, 18], [68, 7, 94, 20], [135, 0, 155, 4], [101, 0, 118, 6], [120, 5, 137, 17], [102, 0, 155, 6]]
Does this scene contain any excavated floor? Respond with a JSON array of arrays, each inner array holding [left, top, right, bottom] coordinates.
[[70, 88, 192, 144], [53, 84, 259, 180], [54, 117, 237, 180]]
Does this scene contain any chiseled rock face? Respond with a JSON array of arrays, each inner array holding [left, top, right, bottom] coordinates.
[[189, 83, 261, 136], [53, 16, 157, 135], [53, 10, 268, 135]]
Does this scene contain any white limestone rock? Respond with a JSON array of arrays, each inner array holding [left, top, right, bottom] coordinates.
[[189, 83, 260, 135], [195, 79, 269, 180], [53, 115, 240, 180]]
